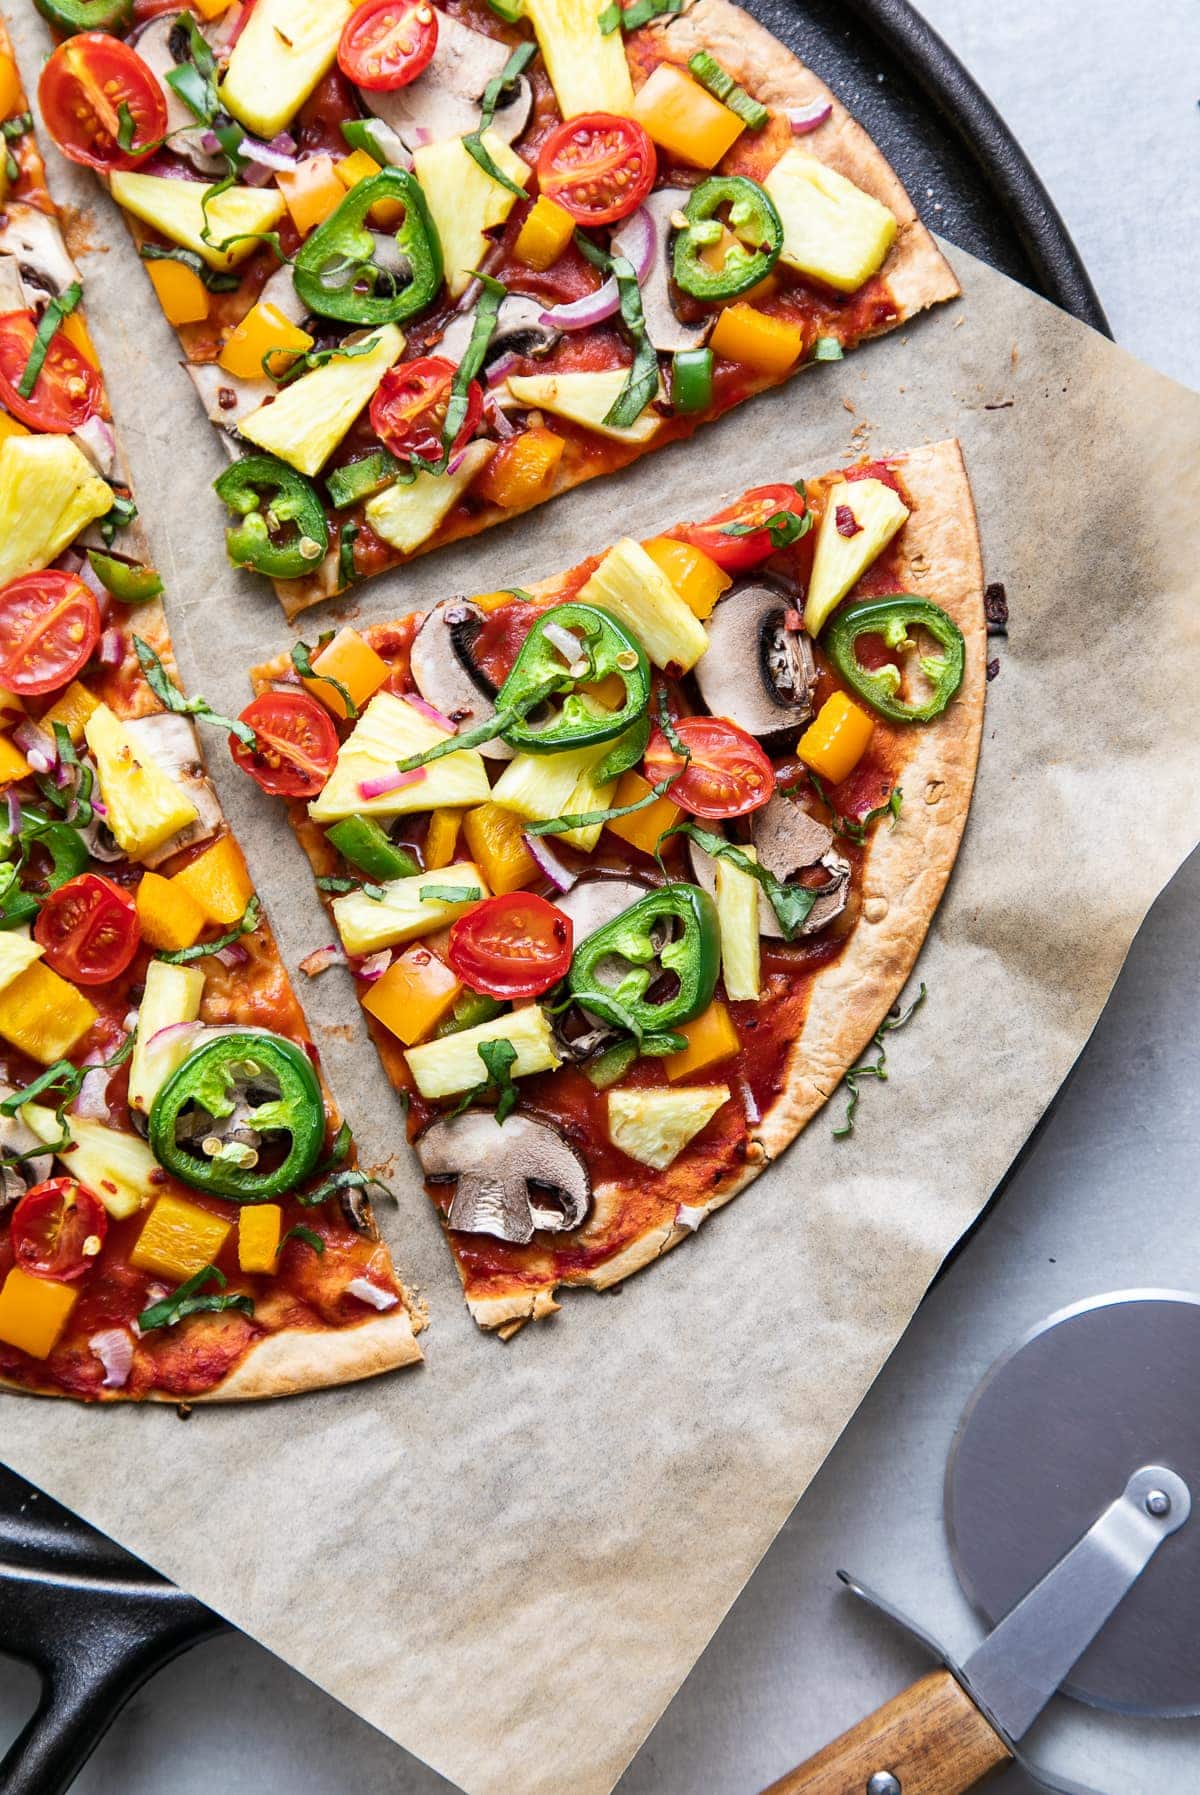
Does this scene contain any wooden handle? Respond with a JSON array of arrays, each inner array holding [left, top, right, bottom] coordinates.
[[760, 1670, 1011, 1795]]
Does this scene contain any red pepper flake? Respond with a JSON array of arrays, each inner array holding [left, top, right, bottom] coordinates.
[[784, 608, 803, 631], [835, 504, 861, 538]]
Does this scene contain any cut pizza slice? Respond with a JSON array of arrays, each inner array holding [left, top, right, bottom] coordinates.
[[0, 32, 422, 1401], [29, 0, 957, 614], [244, 438, 985, 1333]]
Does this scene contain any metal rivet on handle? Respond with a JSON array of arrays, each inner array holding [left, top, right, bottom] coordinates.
[[866, 1775, 901, 1795], [1145, 1490, 1172, 1517]]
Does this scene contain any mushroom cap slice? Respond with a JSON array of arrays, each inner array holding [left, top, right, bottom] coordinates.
[[363, 12, 533, 150], [693, 580, 818, 743], [613, 188, 711, 356], [554, 873, 657, 945], [437, 294, 560, 369], [0, 203, 80, 308], [409, 599, 513, 761], [130, 14, 228, 173], [416, 1110, 591, 1244], [688, 793, 850, 938], [0, 1090, 52, 1209]]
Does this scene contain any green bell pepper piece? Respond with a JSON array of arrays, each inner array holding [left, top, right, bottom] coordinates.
[[497, 602, 651, 755], [567, 884, 720, 1039], [824, 594, 965, 723], [434, 989, 506, 1038], [0, 863, 38, 930], [33, 0, 132, 35], [669, 346, 714, 415], [326, 450, 403, 509], [686, 50, 769, 130], [86, 549, 164, 604], [148, 1032, 326, 1203], [672, 175, 783, 302], [325, 815, 419, 883], [214, 454, 329, 581], [293, 169, 443, 327]]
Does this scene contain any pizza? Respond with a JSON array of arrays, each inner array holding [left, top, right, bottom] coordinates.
[[244, 438, 984, 1331], [0, 29, 422, 1402], [32, 0, 956, 614]]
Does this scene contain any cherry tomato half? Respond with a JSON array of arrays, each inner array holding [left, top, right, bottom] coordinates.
[[644, 715, 774, 819], [369, 356, 482, 465], [231, 691, 339, 799], [39, 33, 166, 173], [0, 571, 101, 697], [35, 872, 140, 985], [447, 892, 573, 1000], [536, 113, 657, 226], [11, 1177, 108, 1283], [0, 311, 103, 434], [675, 483, 807, 573], [338, 0, 438, 91]]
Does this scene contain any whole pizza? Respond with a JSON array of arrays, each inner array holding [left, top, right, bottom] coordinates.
[[32, 0, 956, 610]]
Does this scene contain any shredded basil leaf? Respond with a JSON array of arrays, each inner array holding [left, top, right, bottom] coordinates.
[[654, 688, 689, 762], [338, 521, 360, 588], [619, 0, 686, 27], [419, 883, 482, 905], [157, 895, 262, 964], [278, 1224, 325, 1256], [137, 1264, 254, 1334], [316, 876, 358, 895], [291, 633, 358, 718], [463, 41, 537, 197], [1, 112, 31, 141], [720, 508, 811, 550], [660, 821, 819, 938], [133, 636, 256, 747], [98, 492, 138, 547], [440, 273, 506, 460], [592, 712, 650, 785], [834, 983, 926, 1137], [452, 1036, 520, 1124], [598, 0, 621, 28], [17, 280, 82, 400], [527, 766, 681, 837], [604, 252, 660, 429], [298, 1165, 393, 1208], [806, 772, 903, 844], [139, 242, 241, 293], [1, 1035, 134, 1165]]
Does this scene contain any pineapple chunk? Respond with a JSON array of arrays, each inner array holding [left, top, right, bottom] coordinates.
[[522, 0, 635, 119], [0, 436, 112, 586], [219, 0, 356, 139], [127, 961, 206, 1116], [505, 369, 660, 444], [607, 1084, 730, 1170], [110, 171, 286, 273], [404, 1002, 560, 1100], [308, 691, 491, 824], [0, 929, 42, 995], [85, 704, 199, 862], [804, 477, 910, 636], [490, 738, 616, 853], [23, 1104, 161, 1220], [364, 442, 493, 554], [764, 149, 897, 293], [577, 537, 709, 671], [413, 132, 531, 298], [238, 324, 404, 475], [332, 861, 490, 957], [715, 847, 761, 1001]]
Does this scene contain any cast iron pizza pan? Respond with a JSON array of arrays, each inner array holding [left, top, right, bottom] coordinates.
[[0, 4, 1108, 1790]]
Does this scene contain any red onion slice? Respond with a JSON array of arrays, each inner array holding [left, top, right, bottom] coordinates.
[[12, 719, 56, 774], [98, 627, 124, 666], [483, 390, 517, 438], [485, 350, 520, 387], [539, 276, 621, 331], [299, 943, 341, 978], [214, 941, 251, 969], [522, 830, 577, 893], [738, 1076, 761, 1124], [541, 620, 585, 664], [405, 694, 456, 734], [786, 99, 833, 133], [90, 1328, 134, 1389], [72, 1063, 112, 1122], [356, 949, 392, 983], [357, 767, 426, 800], [345, 1276, 399, 1311], [612, 205, 656, 282]]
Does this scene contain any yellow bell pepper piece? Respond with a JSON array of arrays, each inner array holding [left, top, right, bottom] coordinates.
[[171, 835, 255, 927], [0, 409, 29, 443], [147, 257, 211, 326], [136, 871, 207, 953], [131, 1193, 232, 1282], [301, 625, 390, 720], [710, 302, 806, 375], [0, 733, 29, 785], [219, 301, 314, 381], [475, 426, 566, 510], [473, 590, 521, 614], [193, 0, 236, 17], [0, 52, 23, 122], [640, 536, 731, 620], [513, 195, 575, 271], [797, 690, 875, 785], [665, 999, 739, 1081], [424, 808, 463, 870], [604, 770, 682, 859], [632, 64, 743, 169], [39, 678, 100, 746], [334, 149, 404, 227], [0, 962, 97, 1064], [238, 1204, 282, 1274], [277, 155, 345, 237], [461, 803, 538, 895], [363, 943, 461, 1046], [61, 312, 100, 369], [0, 1267, 78, 1361]]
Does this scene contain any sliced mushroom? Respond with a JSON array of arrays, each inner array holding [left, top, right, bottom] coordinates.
[[257, 262, 311, 328], [0, 204, 80, 307], [0, 255, 25, 313], [363, 12, 532, 151], [185, 360, 275, 432], [693, 580, 818, 742], [409, 599, 513, 762], [437, 294, 559, 369], [127, 14, 228, 173], [688, 793, 850, 938], [555, 873, 656, 945], [0, 1091, 52, 1210], [613, 188, 711, 355], [124, 714, 223, 868], [416, 1110, 591, 1244]]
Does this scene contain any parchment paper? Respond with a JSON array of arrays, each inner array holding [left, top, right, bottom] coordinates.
[[4, 11, 1200, 1789]]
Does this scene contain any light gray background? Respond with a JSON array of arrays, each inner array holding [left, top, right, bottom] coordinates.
[[2, 2, 1197, 1789]]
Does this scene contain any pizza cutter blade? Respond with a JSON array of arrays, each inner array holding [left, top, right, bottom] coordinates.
[[757, 1291, 1200, 1794]]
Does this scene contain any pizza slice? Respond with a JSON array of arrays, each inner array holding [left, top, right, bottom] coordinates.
[[0, 30, 422, 1401], [243, 438, 984, 1332], [31, 0, 956, 613]]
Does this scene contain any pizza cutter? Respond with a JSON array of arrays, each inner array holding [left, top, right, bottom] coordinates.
[[759, 1290, 1200, 1794]]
